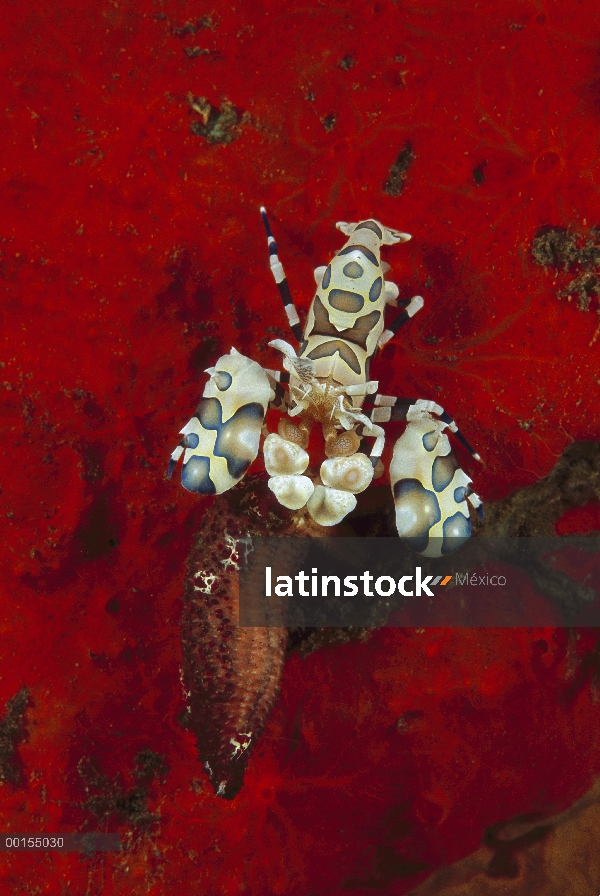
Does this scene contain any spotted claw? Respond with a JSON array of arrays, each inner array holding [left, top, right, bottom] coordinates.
[[268, 474, 314, 510], [263, 433, 309, 476], [306, 485, 357, 526], [320, 453, 374, 494]]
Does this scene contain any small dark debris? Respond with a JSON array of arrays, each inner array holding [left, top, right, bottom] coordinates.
[[188, 94, 243, 145], [322, 113, 337, 132], [0, 688, 30, 785], [531, 226, 579, 269], [338, 56, 356, 70], [305, 91, 316, 102], [184, 47, 210, 58], [508, 22, 526, 29], [560, 272, 600, 311], [78, 750, 169, 829], [473, 161, 487, 185], [173, 15, 216, 35], [384, 141, 415, 197], [394, 54, 406, 63], [532, 225, 600, 315], [154, 12, 167, 21], [575, 231, 600, 268], [173, 20, 197, 36]]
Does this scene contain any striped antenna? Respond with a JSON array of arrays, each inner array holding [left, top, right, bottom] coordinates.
[[260, 207, 304, 343], [439, 411, 482, 461]]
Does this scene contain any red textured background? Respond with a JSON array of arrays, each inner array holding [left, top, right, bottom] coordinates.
[[2, 0, 600, 892]]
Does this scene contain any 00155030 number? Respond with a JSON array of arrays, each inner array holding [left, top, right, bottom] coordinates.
[[3, 836, 64, 849]]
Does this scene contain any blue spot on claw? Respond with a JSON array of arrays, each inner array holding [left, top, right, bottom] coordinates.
[[441, 511, 471, 554], [394, 478, 441, 553], [422, 431, 438, 451], [432, 452, 459, 492], [181, 456, 216, 495], [214, 371, 233, 391]]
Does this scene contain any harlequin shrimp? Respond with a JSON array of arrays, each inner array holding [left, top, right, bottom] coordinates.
[[168, 209, 483, 557]]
